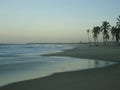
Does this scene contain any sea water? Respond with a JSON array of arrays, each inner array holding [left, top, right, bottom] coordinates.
[[0, 44, 115, 86]]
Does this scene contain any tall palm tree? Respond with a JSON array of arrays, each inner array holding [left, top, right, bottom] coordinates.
[[116, 16, 120, 43], [105, 33, 110, 43], [87, 29, 91, 46], [101, 21, 111, 45], [111, 26, 116, 42], [92, 26, 100, 45], [116, 16, 120, 28]]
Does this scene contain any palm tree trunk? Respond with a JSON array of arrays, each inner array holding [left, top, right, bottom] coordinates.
[[94, 38, 97, 46], [97, 38, 99, 45], [103, 35, 106, 45], [116, 33, 119, 43], [87, 33, 91, 46]]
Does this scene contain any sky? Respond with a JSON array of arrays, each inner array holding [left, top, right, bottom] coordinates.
[[0, 0, 120, 43]]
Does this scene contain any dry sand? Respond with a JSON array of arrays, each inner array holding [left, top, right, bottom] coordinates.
[[0, 44, 120, 90]]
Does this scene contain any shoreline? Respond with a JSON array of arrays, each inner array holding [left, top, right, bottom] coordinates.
[[43, 45, 120, 62], [0, 45, 120, 90]]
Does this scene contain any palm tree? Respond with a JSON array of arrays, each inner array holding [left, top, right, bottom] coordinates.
[[105, 33, 110, 43], [111, 27, 116, 40], [92, 26, 100, 45], [101, 21, 111, 45], [87, 29, 91, 46], [116, 16, 120, 28], [111, 26, 116, 42], [116, 16, 120, 43]]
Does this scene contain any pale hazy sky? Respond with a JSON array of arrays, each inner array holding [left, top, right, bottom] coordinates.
[[0, 0, 120, 43]]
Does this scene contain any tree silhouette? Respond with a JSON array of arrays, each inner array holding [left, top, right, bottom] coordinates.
[[116, 16, 120, 43], [87, 29, 91, 46], [111, 26, 117, 42], [101, 21, 111, 45], [116, 16, 120, 28], [85, 15, 120, 45], [92, 26, 100, 45]]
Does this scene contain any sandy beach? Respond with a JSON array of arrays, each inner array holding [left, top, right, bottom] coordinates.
[[0, 44, 120, 90], [44, 44, 120, 62]]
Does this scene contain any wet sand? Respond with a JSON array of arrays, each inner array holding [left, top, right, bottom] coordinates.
[[0, 45, 120, 90], [44, 45, 120, 62]]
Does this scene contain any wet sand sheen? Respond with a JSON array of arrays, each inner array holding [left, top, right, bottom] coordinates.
[[0, 45, 120, 90], [0, 57, 114, 87]]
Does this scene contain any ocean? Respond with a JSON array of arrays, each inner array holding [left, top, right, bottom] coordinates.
[[0, 44, 114, 86]]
